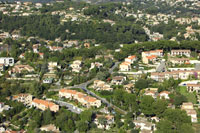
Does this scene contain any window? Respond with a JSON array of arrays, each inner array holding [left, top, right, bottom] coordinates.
[[9, 59, 13, 63]]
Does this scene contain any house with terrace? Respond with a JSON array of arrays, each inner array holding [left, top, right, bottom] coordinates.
[[9, 65, 34, 74], [170, 49, 191, 57], [119, 62, 131, 71], [94, 115, 114, 130], [142, 50, 163, 64], [181, 102, 197, 123], [32, 98, 59, 112], [93, 80, 113, 91], [169, 58, 190, 65], [111, 76, 126, 85], [186, 84, 200, 93], [125, 55, 137, 64], [71, 60, 82, 73], [59, 89, 101, 108]]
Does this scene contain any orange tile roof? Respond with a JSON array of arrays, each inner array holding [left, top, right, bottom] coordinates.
[[159, 91, 170, 94], [146, 55, 157, 59], [185, 62, 190, 64], [120, 62, 131, 66], [33, 98, 56, 108], [187, 84, 200, 87], [127, 55, 136, 59], [171, 49, 191, 52], [83, 96, 97, 102], [50, 46, 63, 50], [77, 93, 86, 98], [155, 50, 163, 52], [96, 115, 114, 120], [59, 89, 77, 94]]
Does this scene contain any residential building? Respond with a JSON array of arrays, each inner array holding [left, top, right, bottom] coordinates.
[[142, 50, 163, 64], [32, 98, 59, 112], [133, 117, 156, 132], [12, 93, 33, 105], [124, 83, 134, 93], [186, 84, 200, 93], [48, 62, 60, 73], [32, 44, 39, 53], [119, 62, 131, 71], [0, 57, 14, 66], [59, 89, 101, 108], [0, 102, 4, 109], [93, 80, 113, 91], [40, 124, 60, 133], [0, 102, 10, 113], [169, 58, 190, 65], [142, 50, 163, 58], [71, 60, 82, 73], [0, 127, 5, 132], [5, 130, 26, 133], [10, 65, 34, 74], [159, 91, 170, 99], [151, 70, 200, 82], [90, 62, 103, 70], [111, 76, 126, 85], [144, 91, 157, 99], [143, 55, 158, 64], [125, 55, 137, 64], [0, 64, 5, 71], [94, 115, 114, 130], [171, 50, 191, 57], [49, 46, 63, 52], [43, 78, 53, 84], [84, 43, 90, 48], [19, 53, 25, 59], [39, 53, 44, 59], [181, 102, 197, 123], [168, 67, 194, 71]]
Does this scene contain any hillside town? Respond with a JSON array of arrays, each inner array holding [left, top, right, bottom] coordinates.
[[0, 0, 200, 133]]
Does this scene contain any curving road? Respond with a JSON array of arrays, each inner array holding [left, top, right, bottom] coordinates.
[[51, 62, 127, 114], [71, 62, 127, 114]]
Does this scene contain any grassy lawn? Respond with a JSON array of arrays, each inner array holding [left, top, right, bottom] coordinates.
[[179, 86, 197, 104]]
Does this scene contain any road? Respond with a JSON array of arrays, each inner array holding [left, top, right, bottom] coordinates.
[[51, 62, 127, 114], [72, 62, 127, 114], [156, 61, 166, 72], [53, 100, 83, 114]]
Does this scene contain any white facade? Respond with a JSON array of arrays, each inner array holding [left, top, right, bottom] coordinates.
[[171, 50, 191, 57], [0, 57, 14, 66]]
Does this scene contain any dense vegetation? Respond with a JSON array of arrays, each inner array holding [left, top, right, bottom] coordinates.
[[114, 40, 200, 61], [0, 12, 148, 44]]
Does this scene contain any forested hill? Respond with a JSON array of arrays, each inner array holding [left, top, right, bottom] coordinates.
[[0, 0, 131, 4], [0, 12, 148, 45], [0, 0, 54, 3]]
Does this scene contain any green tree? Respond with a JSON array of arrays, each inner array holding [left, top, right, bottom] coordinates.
[[42, 109, 54, 125], [174, 94, 187, 107], [152, 99, 167, 117], [135, 79, 149, 90], [80, 110, 93, 123], [179, 123, 194, 133], [76, 120, 89, 132], [155, 120, 173, 133], [140, 96, 155, 116]]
